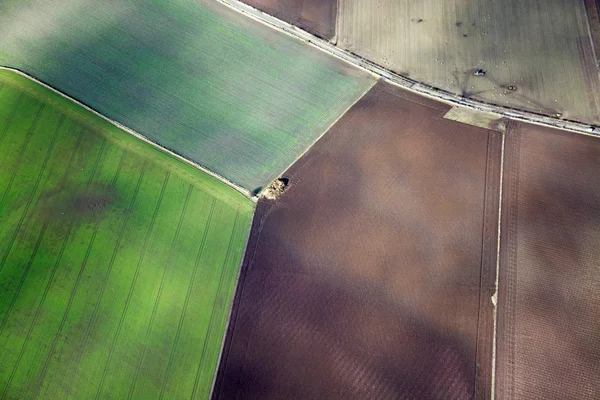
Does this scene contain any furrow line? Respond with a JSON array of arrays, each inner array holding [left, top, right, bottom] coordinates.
[[126, 184, 194, 400], [0, 128, 84, 399], [0, 116, 67, 335], [28, 150, 127, 400], [63, 161, 147, 399], [0, 92, 24, 145], [191, 211, 240, 400], [159, 196, 216, 400], [0, 110, 59, 275], [93, 172, 170, 400], [0, 103, 45, 210]]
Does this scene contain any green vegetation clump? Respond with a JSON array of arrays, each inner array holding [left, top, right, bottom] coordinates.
[[0, 0, 374, 191], [0, 70, 253, 399]]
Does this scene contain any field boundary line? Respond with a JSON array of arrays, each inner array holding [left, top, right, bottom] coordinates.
[[0, 67, 254, 201], [490, 128, 506, 400], [160, 196, 216, 399], [193, 211, 240, 400], [216, 0, 600, 139], [93, 172, 170, 400], [127, 184, 194, 400]]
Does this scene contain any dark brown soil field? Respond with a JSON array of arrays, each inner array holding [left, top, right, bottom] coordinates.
[[496, 123, 600, 399], [214, 83, 502, 399], [239, 0, 337, 39]]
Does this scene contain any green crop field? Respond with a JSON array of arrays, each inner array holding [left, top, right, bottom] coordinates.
[[0, 0, 374, 192], [0, 70, 254, 399]]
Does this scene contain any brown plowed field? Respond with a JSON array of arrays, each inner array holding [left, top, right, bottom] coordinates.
[[239, 0, 337, 39], [214, 83, 502, 399], [496, 123, 600, 399]]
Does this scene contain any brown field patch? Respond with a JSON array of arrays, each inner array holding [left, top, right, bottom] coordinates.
[[214, 83, 501, 399], [239, 0, 337, 39], [337, 0, 600, 124], [496, 123, 600, 399]]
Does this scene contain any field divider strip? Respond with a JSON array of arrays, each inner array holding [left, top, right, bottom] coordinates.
[[93, 172, 170, 400], [28, 150, 127, 400], [490, 128, 507, 400], [0, 92, 24, 145], [191, 211, 240, 400], [126, 184, 194, 400], [63, 161, 147, 399], [0, 126, 83, 399], [159, 196, 216, 400], [0, 67, 253, 200], [216, 0, 600, 138], [0, 103, 45, 211]]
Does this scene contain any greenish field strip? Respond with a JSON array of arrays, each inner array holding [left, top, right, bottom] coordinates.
[[0, 0, 375, 191], [0, 70, 254, 399]]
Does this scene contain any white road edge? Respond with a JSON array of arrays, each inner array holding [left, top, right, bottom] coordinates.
[[0, 66, 254, 201], [217, 0, 600, 139]]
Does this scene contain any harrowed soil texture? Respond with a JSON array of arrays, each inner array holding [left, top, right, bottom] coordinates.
[[214, 82, 502, 400], [496, 122, 600, 399], [239, 0, 338, 40]]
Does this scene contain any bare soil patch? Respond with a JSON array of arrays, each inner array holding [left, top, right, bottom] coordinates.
[[496, 123, 600, 399], [214, 82, 501, 399], [239, 0, 337, 39]]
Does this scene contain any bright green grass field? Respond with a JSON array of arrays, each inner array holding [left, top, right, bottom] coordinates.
[[0, 70, 254, 399], [0, 0, 374, 192]]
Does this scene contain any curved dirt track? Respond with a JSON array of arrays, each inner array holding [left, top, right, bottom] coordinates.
[[214, 82, 501, 400]]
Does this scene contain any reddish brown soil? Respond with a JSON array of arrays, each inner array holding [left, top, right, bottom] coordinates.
[[214, 83, 501, 400], [496, 123, 600, 399], [239, 0, 337, 39]]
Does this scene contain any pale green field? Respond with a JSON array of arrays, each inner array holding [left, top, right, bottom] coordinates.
[[0, 69, 254, 399], [0, 0, 374, 191]]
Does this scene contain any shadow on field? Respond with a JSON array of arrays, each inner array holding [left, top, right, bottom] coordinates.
[[215, 82, 501, 400]]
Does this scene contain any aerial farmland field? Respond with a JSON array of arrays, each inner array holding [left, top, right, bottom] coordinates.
[[0, 0, 374, 192], [237, 0, 338, 39], [0, 70, 253, 399], [496, 122, 600, 398], [215, 83, 502, 399], [337, 0, 600, 124]]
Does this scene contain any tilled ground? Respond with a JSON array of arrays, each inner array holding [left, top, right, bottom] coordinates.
[[496, 122, 600, 399], [214, 82, 501, 400]]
